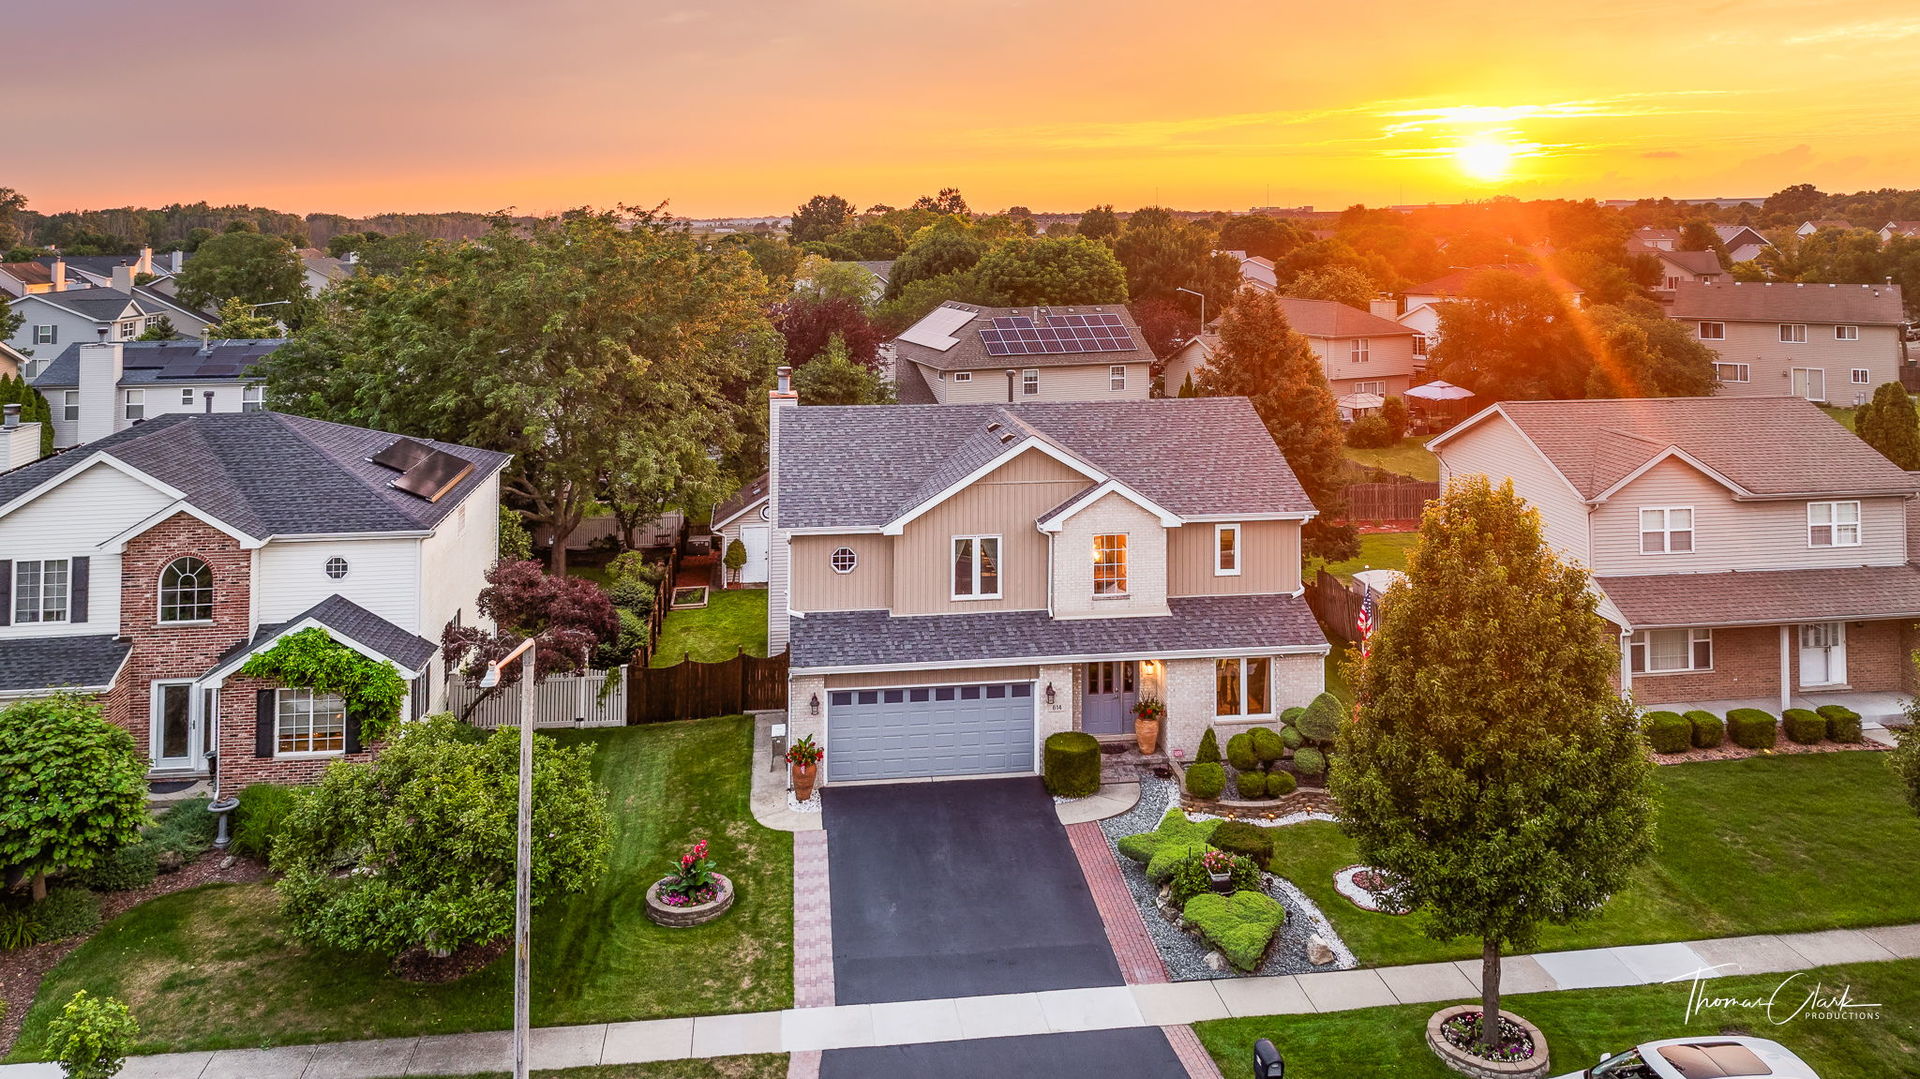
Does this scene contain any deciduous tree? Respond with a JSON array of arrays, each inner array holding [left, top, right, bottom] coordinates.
[[1216, 214, 1307, 262], [0, 695, 149, 901], [911, 188, 970, 215], [969, 236, 1128, 306], [771, 294, 881, 370], [441, 560, 621, 718], [173, 230, 305, 312], [885, 228, 986, 300], [1076, 205, 1120, 241], [790, 194, 857, 244], [206, 297, 281, 339], [1111, 219, 1242, 311], [1285, 265, 1375, 308]]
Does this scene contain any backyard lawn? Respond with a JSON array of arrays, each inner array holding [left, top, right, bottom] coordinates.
[[8, 716, 792, 1059], [1267, 751, 1920, 967], [652, 588, 769, 667], [1344, 436, 1440, 482], [1197, 959, 1920, 1078], [1308, 531, 1421, 583]]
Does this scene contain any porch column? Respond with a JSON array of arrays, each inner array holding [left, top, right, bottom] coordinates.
[[1618, 630, 1633, 699], [1778, 625, 1792, 712]]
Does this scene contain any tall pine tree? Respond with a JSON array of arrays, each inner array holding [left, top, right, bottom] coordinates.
[[1856, 382, 1920, 470]]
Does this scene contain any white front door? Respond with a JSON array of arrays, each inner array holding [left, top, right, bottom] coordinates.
[[1799, 622, 1847, 687], [739, 524, 770, 584], [150, 680, 204, 773], [1791, 367, 1827, 402]]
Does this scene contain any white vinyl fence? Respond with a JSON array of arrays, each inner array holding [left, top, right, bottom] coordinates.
[[451, 666, 628, 729]]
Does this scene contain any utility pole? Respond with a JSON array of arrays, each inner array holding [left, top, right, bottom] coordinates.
[[480, 637, 540, 1079]]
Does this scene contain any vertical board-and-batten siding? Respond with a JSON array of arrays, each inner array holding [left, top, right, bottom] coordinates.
[[0, 462, 175, 637], [1435, 413, 1593, 566], [790, 534, 895, 612], [928, 362, 1152, 404], [1166, 520, 1302, 596], [1588, 456, 1908, 575], [891, 449, 1088, 616]]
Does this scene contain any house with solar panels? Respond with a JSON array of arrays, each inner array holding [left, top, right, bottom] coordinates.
[[29, 337, 283, 449], [0, 408, 508, 788], [5, 263, 216, 363], [889, 302, 1156, 404]]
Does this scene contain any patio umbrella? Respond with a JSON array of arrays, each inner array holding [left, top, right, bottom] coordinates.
[[1404, 379, 1475, 401]]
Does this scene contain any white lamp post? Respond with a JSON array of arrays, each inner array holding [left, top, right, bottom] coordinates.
[[479, 637, 538, 1079]]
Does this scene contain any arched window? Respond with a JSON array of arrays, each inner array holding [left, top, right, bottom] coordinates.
[[158, 557, 213, 623]]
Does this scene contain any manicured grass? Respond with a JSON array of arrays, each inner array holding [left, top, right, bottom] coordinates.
[[1266, 752, 1920, 967], [1322, 649, 1354, 704], [9, 716, 792, 1059], [411, 1056, 787, 1079], [1309, 531, 1421, 583], [1821, 404, 1858, 432], [652, 589, 769, 667], [1344, 436, 1439, 482], [1197, 959, 1920, 1078]]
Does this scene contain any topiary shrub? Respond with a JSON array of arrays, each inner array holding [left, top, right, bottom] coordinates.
[[1292, 746, 1327, 778], [1297, 692, 1344, 745], [1209, 820, 1275, 869], [1280, 706, 1306, 727], [1195, 728, 1222, 765], [1267, 770, 1298, 797], [1117, 809, 1220, 882], [1643, 711, 1691, 754], [30, 888, 101, 943], [78, 841, 158, 892], [1235, 769, 1268, 799], [1727, 708, 1778, 749], [1817, 704, 1863, 744], [1686, 710, 1724, 749], [1169, 850, 1263, 906], [1043, 732, 1102, 797], [1225, 732, 1258, 772], [1782, 708, 1825, 745], [230, 784, 305, 862], [1279, 726, 1304, 751], [1182, 890, 1286, 971], [1185, 761, 1227, 801], [1248, 727, 1284, 764]]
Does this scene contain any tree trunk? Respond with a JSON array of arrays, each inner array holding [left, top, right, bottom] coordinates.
[[1479, 937, 1502, 1052], [30, 869, 46, 902], [548, 532, 570, 574]]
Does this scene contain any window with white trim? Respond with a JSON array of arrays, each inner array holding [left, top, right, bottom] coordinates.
[[1354, 380, 1385, 396], [1807, 501, 1860, 547], [951, 371, 971, 384], [123, 389, 144, 421], [276, 688, 346, 754], [1698, 321, 1725, 340], [157, 556, 213, 622], [951, 535, 1000, 598], [325, 556, 349, 580], [13, 559, 70, 624], [1664, 275, 1681, 291], [117, 321, 137, 340], [1629, 628, 1712, 674], [144, 316, 162, 332], [1638, 507, 1694, 554], [1350, 338, 1369, 364], [1412, 335, 1428, 357], [179, 388, 195, 406], [242, 384, 265, 412], [61, 390, 78, 421], [1215, 657, 1272, 717], [1109, 365, 1126, 391], [1835, 325, 1859, 341], [1852, 368, 1871, 385], [830, 547, 858, 574], [1215, 523, 1241, 576], [1713, 362, 1750, 383], [1779, 323, 1808, 343], [32, 325, 55, 345], [1092, 533, 1127, 595], [1022, 369, 1039, 395]]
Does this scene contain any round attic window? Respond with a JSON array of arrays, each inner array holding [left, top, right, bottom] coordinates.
[[760, 503, 771, 521], [830, 547, 858, 574], [325, 556, 349, 580]]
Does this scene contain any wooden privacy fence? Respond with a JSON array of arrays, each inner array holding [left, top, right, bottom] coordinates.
[[1344, 481, 1439, 523], [639, 520, 693, 664], [453, 666, 629, 729], [1306, 569, 1364, 644], [628, 649, 790, 725]]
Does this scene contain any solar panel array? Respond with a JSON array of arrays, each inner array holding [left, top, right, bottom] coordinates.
[[369, 438, 435, 471], [978, 312, 1134, 356], [369, 436, 474, 503]]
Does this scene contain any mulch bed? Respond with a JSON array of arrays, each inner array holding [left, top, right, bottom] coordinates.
[[0, 851, 266, 1056], [1654, 738, 1890, 765], [390, 937, 510, 983]]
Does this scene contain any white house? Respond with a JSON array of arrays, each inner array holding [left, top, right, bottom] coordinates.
[[28, 338, 282, 448], [710, 473, 770, 585], [6, 267, 214, 370]]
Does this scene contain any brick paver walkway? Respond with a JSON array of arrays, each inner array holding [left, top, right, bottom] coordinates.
[[1162, 1023, 1226, 1079], [793, 829, 835, 1009], [1066, 820, 1168, 985]]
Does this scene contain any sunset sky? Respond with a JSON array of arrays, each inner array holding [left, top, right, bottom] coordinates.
[[17, 0, 1920, 219]]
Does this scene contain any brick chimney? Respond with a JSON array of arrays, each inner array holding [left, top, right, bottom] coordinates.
[[111, 262, 135, 292], [77, 331, 125, 444], [0, 403, 43, 470], [766, 365, 798, 654]]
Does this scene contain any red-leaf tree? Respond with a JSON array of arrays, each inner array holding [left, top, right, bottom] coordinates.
[[771, 296, 882, 370], [442, 560, 620, 720]]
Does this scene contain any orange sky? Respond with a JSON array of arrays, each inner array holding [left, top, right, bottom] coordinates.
[[16, 0, 1920, 218]]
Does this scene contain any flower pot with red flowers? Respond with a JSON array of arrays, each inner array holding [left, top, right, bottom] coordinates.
[[787, 734, 824, 802], [645, 839, 735, 927], [1200, 849, 1236, 892], [1133, 697, 1166, 755]]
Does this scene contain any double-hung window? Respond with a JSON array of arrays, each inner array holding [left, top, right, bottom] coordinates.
[[1412, 335, 1428, 357], [1779, 323, 1808, 343], [118, 320, 138, 340], [1629, 628, 1712, 674], [179, 388, 196, 406], [242, 384, 265, 412], [276, 688, 347, 754], [1807, 501, 1860, 547], [32, 325, 55, 345], [951, 535, 1000, 599], [1835, 325, 1859, 341], [1215, 523, 1241, 576], [13, 559, 71, 624], [61, 391, 79, 421], [1350, 338, 1369, 364], [1092, 533, 1127, 595], [1215, 657, 1272, 717], [1022, 369, 1039, 396], [1109, 365, 1126, 391], [1638, 507, 1694, 554], [1698, 321, 1725, 340]]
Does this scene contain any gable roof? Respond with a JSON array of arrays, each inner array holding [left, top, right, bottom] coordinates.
[[776, 397, 1314, 530], [1272, 296, 1415, 338], [1884, 221, 1920, 238], [1435, 396, 1920, 501], [210, 594, 437, 677], [130, 285, 213, 321], [1712, 224, 1770, 250], [18, 287, 143, 322], [1657, 249, 1724, 276], [712, 472, 769, 529], [0, 411, 510, 538], [0, 261, 55, 287], [852, 260, 894, 283], [30, 339, 286, 389], [1667, 280, 1904, 325], [890, 301, 1155, 372]]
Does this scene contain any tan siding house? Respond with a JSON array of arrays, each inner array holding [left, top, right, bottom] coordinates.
[[1668, 280, 1908, 404], [891, 302, 1154, 405], [1162, 297, 1419, 404]]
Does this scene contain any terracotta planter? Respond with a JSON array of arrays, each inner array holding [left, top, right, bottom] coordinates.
[[791, 761, 819, 802], [644, 873, 735, 928], [1134, 716, 1161, 755]]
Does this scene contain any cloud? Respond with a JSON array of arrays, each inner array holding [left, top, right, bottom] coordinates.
[[1786, 18, 1920, 45]]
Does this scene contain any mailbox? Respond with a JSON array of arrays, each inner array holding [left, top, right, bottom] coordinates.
[[1252, 1038, 1285, 1079]]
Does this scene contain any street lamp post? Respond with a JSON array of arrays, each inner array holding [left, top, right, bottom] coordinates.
[[479, 637, 539, 1079], [1175, 286, 1209, 334]]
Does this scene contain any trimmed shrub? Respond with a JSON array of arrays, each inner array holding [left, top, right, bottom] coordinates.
[[1292, 746, 1327, 778], [1267, 770, 1298, 797], [1042, 732, 1102, 797], [1817, 704, 1863, 744], [1686, 710, 1724, 749], [1279, 726, 1304, 751], [30, 888, 101, 943], [1728, 708, 1778, 749], [1195, 728, 1222, 765], [47, 990, 139, 1079], [1782, 708, 1825, 745], [1248, 727, 1285, 764], [1644, 711, 1691, 754], [146, 796, 217, 859], [230, 783, 304, 862], [1182, 890, 1286, 971], [1235, 769, 1268, 799], [1297, 692, 1344, 745], [1210, 820, 1275, 869], [1225, 732, 1258, 772], [1185, 761, 1227, 801], [1169, 851, 1263, 906], [1280, 706, 1306, 727], [79, 840, 158, 892], [1118, 810, 1220, 882]]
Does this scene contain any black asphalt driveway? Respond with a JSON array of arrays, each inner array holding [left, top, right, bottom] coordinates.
[[823, 777, 1123, 1004], [821, 1029, 1187, 1079]]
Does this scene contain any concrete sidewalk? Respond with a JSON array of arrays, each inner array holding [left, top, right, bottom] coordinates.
[[4, 922, 1915, 1079]]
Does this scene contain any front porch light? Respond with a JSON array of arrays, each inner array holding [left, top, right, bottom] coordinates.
[[808, 692, 820, 716], [1044, 682, 1057, 707]]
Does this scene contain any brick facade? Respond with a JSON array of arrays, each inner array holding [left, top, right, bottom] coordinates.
[[1622, 619, 1920, 706]]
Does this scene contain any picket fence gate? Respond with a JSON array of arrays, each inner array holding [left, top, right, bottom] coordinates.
[[452, 665, 629, 729]]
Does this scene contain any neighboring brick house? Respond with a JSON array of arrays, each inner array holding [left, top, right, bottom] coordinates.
[[0, 410, 507, 784], [889, 302, 1155, 405], [1430, 396, 1920, 715], [1161, 296, 1421, 407], [765, 368, 1329, 784], [1668, 280, 1907, 404]]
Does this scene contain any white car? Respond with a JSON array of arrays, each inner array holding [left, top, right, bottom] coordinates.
[[1552, 1036, 1817, 1079]]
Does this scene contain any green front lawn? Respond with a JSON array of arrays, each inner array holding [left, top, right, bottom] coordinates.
[[1345, 436, 1440, 482], [1309, 531, 1421, 583], [652, 589, 769, 667], [1267, 752, 1920, 967], [9, 716, 792, 1059], [1197, 959, 1920, 1077]]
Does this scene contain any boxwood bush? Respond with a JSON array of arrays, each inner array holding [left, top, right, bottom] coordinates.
[[1209, 820, 1275, 869], [1782, 708, 1826, 745], [1727, 708, 1778, 749], [1279, 726, 1304, 751], [1118, 809, 1219, 882], [1643, 710, 1692, 754], [78, 840, 158, 892], [1267, 770, 1298, 796], [1280, 706, 1305, 727], [1169, 851, 1262, 906], [1248, 726, 1284, 764], [1685, 710, 1724, 749], [1225, 732, 1258, 772], [1817, 704, 1863, 744], [1042, 732, 1102, 797], [1235, 769, 1269, 799], [1185, 761, 1226, 800], [1292, 746, 1326, 778]]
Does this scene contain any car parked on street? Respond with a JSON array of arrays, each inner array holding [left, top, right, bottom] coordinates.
[[1554, 1035, 1817, 1079]]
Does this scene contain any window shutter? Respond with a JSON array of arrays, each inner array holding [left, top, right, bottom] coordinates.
[[0, 559, 10, 627], [69, 557, 89, 624], [344, 708, 363, 755], [255, 690, 276, 757]]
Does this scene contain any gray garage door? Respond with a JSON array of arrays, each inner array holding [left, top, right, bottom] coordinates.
[[827, 682, 1036, 783]]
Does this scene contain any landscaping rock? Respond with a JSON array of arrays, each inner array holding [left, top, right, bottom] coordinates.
[[156, 850, 186, 873], [1205, 951, 1228, 972], [1307, 935, 1335, 966]]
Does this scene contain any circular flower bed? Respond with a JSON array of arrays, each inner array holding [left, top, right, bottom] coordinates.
[[645, 872, 734, 927], [1334, 864, 1409, 914], [1425, 1006, 1550, 1079]]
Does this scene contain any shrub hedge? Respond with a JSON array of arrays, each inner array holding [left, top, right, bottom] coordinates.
[[1644, 711, 1692, 754], [1817, 704, 1863, 744], [1297, 692, 1344, 745], [1210, 820, 1275, 869], [1042, 732, 1102, 797], [1292, 746, 1327, 777], [1685, 710, 1724, 749], [1727, 708, 1778, 749], [1185, 761, 1226, 800], [79, 840, 158, 892], [1782, 708, 1826, 745]]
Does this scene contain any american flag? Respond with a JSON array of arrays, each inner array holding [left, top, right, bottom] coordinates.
[[1356, 588, 1377, 657]]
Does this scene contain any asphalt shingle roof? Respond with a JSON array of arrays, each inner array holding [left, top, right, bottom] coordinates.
[[1599, 564, 1920, 629], [891, 362, 938, 404], [218, 595, 437, 673], [21, 287, 142, 321], [30, 339, 286, 389], [891, 302, 1155, 372], [1657, 250, 1724, 276], [776, 397, 1314, 529], [0, 411, 510, 538], [1271, 296, 1415, 338], [790, 593, 1326, 670], [1667, 280, 1905, 325], [0, 635, 132, 694], [712, 472, 768, 528]]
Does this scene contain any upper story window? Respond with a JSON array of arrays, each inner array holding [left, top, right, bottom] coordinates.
[[277, 688, 346, 755], [1350, 338, 1369, 364], [1663, 275, 1681, 291], [952, 535, 1000, 599], [117, 321, 138, 340], [61, 391, 79, 421], [1835, 325, 1859, 341], [32, 325, 55, 345], [325, 556, 350, 580], [242, 384, 265, 412], [124, 389, 144, 421], [158, 557, 214, 623], [1215, 523, 1241, 576], [1698, 321, 1725, 340], [1629, 628, 1712, 674], [1093, 533, 1128, 595], [179, 388, 196, 406], [1022, 369, 1039, 396], [1808, 501, 1860, 547], [1412, 335, 1428, 357], [1215, 657, 1271, 717], [952, 372, 972, 383], [1714, 362, 1750, 383], [1779, 323, 1808, 343], [1639, 507, 1693, 554], [829, 547, 858, 574], [13, 558, 71, 624]]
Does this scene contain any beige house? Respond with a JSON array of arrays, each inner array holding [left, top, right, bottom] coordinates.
[[1667, 281, 1907, 404], [889, 302, 1154, 405], [766, 374, 1328, 784], [1652, 249, 1724, 292], [1431, 396, 1920, 714], [1162, 297, 1419, 402]]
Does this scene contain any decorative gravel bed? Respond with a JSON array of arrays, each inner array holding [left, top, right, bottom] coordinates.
[[1097, 778, 1356, 979]]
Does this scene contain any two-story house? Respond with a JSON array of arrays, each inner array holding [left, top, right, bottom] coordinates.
[[766, 370, 1329, 784], [29, 338, 280, 449], [1651, 249, 1724, 293], [1161, 297, 1420, 404], [7, 268, 215, 367], [1392, 264, 1586, 354], [889, 302, 1155, 405], [1668, 280, 1907, 404], [1431, 396, 1920, 717], [0, 409, 508, 785]]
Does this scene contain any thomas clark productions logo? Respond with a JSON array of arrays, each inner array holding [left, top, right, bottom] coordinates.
[[1684, 968, 1882, 1024]]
